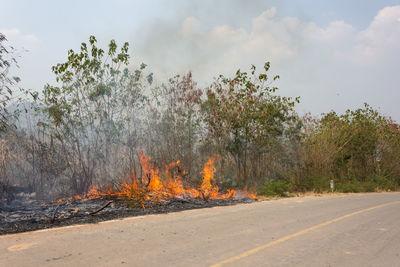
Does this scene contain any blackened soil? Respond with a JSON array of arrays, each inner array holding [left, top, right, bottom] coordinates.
[[0, 197, 255, 235]]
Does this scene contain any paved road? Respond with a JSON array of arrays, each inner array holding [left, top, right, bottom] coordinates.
[[1, 193, 400, 267]]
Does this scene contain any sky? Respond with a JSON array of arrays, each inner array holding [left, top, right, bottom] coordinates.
[[1, 0, 400, 120]]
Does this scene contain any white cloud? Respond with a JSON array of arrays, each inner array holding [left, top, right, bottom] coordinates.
[[137, 5, 400, 120], [314, 20, 355, 42], [166, 9, 360, 75], [0, 28, 41, 49], [351, 6, 400, 64]]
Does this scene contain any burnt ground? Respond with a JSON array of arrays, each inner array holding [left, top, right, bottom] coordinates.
[[0, 193, 255, 235]]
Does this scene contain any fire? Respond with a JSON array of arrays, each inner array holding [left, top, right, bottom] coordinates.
[[57, 154, 256, 204], [140, 153, 163, 192], [198, 158, 219, 199], [55, 186, 102, 203]]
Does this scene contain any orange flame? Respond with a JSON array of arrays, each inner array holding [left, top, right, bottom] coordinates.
[[198, 158, 219, 199], [56, 154, 256, 204]]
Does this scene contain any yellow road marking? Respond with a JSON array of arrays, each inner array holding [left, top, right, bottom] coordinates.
[[211, 200, 399, 267]]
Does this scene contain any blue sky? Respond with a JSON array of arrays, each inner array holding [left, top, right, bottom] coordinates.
[[1, 0, 400, 120]]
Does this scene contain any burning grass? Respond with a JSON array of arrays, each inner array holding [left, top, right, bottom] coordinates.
[[57, 153, 256, 207], [0, 154, 256, 234]]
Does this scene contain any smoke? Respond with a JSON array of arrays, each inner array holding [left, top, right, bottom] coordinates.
[[132, 3, 400, 120]]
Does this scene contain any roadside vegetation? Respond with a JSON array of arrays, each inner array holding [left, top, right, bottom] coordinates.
[[1, 34, 399, 200]]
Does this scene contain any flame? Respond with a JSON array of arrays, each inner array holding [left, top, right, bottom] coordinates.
[[198, 158, 219, 199], [55, 186, 102, 203], [86, 186, 101, 198], [140, 152, 163, 192], [56, 154, 256, 204]]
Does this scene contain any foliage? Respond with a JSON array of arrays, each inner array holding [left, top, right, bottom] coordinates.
[[0, 32, 21, 131], [143, 72, 203, 180], [37, 35, 151, 194], [2, 34, 400, 199], [259, 179, 291, 197], [202, 62, 299, 186], [289, 104, 400, 193]]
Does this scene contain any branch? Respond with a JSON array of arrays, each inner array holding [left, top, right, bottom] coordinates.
[[89, 200, 113, 215], [47, 202, 62, 224]]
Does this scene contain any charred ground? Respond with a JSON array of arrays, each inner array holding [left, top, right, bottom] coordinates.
[[1, 189, 255, 235]]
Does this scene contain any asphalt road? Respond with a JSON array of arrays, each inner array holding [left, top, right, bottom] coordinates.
[[1, 193, 400, 267]]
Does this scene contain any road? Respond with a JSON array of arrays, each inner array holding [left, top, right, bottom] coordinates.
[[1, 193, 400, 266]]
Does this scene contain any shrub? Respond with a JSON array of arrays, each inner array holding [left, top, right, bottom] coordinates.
[[337, 181, 375, 193], [372, 175, 398, 191], [259, 179, 291, 197]]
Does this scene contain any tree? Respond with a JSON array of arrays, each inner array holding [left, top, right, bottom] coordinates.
[[39, 35, 151, 194], [202, 62, 299, 185], [143, 72, 203, 178], [293, 103, 400, 192], [0, 32, 21, 131]]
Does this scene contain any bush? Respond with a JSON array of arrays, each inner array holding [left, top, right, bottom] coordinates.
[[259, 179, 291, 197], [337, 180, 377, 193], [290, 175, 331, 193], [372, 175, 398, 191]]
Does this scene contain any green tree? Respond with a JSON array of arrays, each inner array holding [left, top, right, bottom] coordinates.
[[293, 103, 400, 192], [202, 62, 299, 186], [39, 35, 150, 194], [0, 33, 21, 131]]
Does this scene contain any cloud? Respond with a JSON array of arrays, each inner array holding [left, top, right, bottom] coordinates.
[[0, 28, 41, 49], [137, 7, 358, 80], [351, 6, 400, 65], [134, 5, 400, 120], [180, 16, 200, 38]]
